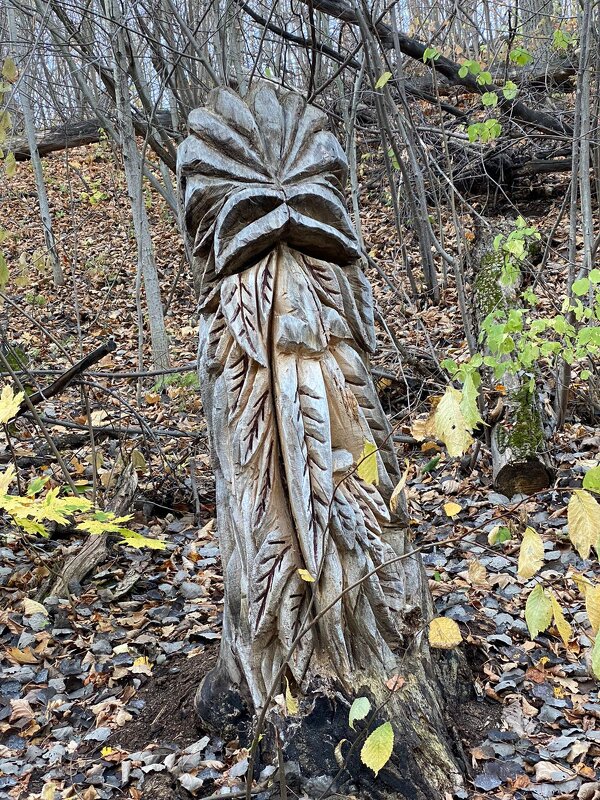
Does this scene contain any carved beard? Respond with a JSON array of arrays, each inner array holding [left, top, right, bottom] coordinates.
[[179, 84, 421, 707]]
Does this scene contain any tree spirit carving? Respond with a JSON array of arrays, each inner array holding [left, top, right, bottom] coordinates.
[[178, 83, 464, 798]]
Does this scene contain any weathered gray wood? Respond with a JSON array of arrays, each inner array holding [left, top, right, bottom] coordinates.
[[178, 83, 465, 798]]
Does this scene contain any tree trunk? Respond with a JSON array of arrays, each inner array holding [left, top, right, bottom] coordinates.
[[473, 234, 553, 496], [7, 4, 64, 286], [108, 0, 170, 372], [178, 83, 466, 799]]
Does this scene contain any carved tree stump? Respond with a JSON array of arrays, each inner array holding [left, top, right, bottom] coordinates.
[[178, 83, 466, 799]]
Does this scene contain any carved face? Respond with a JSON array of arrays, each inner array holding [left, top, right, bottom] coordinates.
[[177, 83, 361, 283]]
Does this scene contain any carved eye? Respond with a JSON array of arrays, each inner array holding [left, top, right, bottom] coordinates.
[[212, 186, 288, 275]]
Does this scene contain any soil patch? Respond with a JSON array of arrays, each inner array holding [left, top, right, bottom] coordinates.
[[111, 645, 218, 753]]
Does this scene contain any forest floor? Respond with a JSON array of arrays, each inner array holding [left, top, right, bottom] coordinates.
[[1, 139, 600, 800]]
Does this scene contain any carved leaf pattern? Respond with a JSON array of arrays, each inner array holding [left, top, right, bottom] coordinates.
[[221, 256, 274, 367]]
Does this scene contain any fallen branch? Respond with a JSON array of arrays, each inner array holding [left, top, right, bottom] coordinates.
[[24, 414, 203, 439], [9, 111, 175, 162], [13, 339, 117, 419]]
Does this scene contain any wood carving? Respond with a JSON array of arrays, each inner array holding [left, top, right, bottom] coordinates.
[[178, 83, 464, 798]]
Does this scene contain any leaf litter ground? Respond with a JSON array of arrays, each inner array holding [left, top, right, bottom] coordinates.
[[1, 144, 599, 799]]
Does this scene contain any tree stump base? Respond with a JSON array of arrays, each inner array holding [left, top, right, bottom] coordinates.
[[195, 648, 469, 800]]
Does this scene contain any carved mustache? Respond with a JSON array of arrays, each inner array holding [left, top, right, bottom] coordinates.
[[192, 182, 361, 276]]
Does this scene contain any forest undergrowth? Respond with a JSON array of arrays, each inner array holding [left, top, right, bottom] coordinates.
[[1, 135, 600, 800]]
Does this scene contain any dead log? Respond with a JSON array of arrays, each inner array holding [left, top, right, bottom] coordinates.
[[473, 231, 553, 496], [13, 339, 116, 419], [40, 463, 138, 599], [9, 111, 175, 161]]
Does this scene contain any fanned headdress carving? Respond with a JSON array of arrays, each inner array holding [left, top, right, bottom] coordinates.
[[178, 83, 361, 289]]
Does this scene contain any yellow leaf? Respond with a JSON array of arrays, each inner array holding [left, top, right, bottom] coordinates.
[[5, 151, 16, 178], [518, 527, 544, 580], [41, 783, 57, 800], [101, 746, 113, 757], [428, 617, 462, 649], [389, 460, 410, 515], [586, 585, 600, 633], [334, 739, 348, 768], [360, 721, 394, 776], [131, 656, 152, 675], [0, 464, 16, 496], [568, 489, 600, 559], [411, 387, 474, 457], [131, 449, 147, 473], [23, 598, 48, 616], [357, 440, 379, 485], [0, 385, 24, 424], [572, 571, 592, 597], [550, 594, 572, 645], [468, 560, 487, 585], [284, 677, 299, 715], [297, 569, 315, 582], [2, 57, 18, 82], [592, 636, 600, 679], [443, 501, 461, 517]]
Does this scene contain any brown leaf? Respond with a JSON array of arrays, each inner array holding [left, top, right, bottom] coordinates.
[[7, 646, 38, 665], [10, 699, 34, 723], [385, 674, 406, 692]]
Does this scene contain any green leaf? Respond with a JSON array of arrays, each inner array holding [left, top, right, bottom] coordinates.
[[573, 277, 590, 296], [0, 253, 9, 291], [375, 71, 392, 89], [518, 526, 544, 580], [589, 268, 600, 284], [460, 371, 483, 430], [502, 80, 518, 100], [476, 71, 492, 86], [568, 489, 600, 559], [458, 65, 468, 78], [488, 525, 512, 545], [27, 477, 49, 497], [525, 584, 553, 639], [422, 47, 440, 62], [5, 151, 16, 178], [360, 721, 394, 776], [481, 91, 498, 107], [510, 47, 532, 66], [583, 466, 600, 494], [349, 697, 371, 730], [119, 529, 166, 550], [553, 29, 572, 51]]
